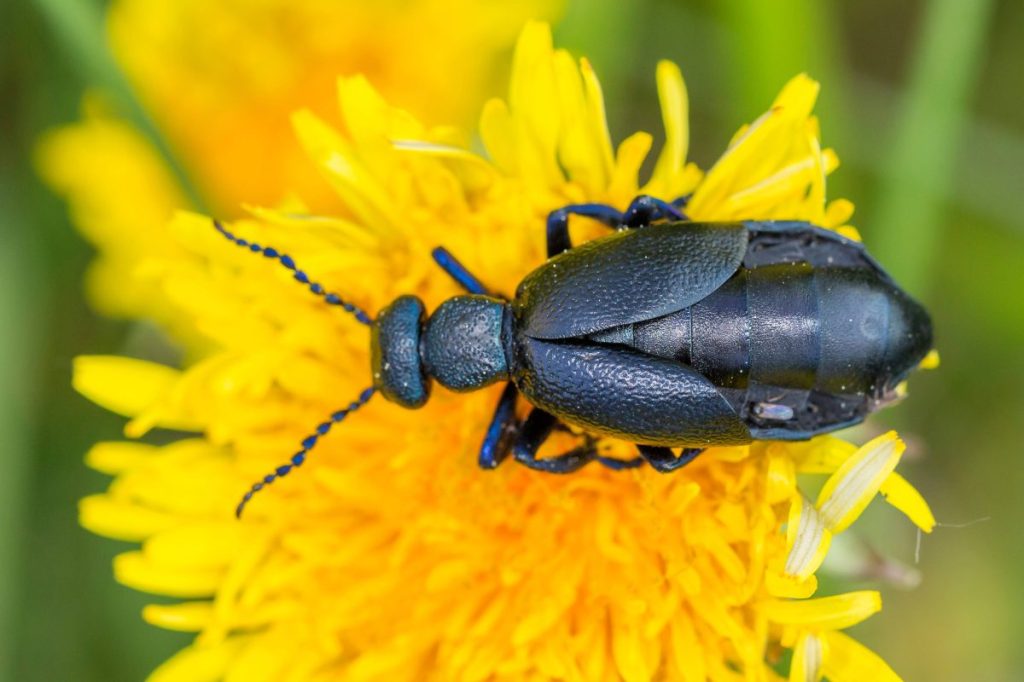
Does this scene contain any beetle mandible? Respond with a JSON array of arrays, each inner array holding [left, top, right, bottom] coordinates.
[[219, 194, 933, 516]]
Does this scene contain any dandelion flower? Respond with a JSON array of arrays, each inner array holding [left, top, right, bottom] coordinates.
[[36, 0, 557, 323], [76, 22, 934, 681]]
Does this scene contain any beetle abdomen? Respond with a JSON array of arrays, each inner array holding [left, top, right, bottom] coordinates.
[[585, 226, 932, 440]]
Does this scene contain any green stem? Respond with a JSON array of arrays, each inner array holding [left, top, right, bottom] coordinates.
[[31, 0, 207, 212]]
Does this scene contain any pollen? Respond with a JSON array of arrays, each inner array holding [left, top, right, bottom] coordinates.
[[72, 21, 932, 681]]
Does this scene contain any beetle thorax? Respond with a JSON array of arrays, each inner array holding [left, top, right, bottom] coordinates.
[[422, 295, 510, 393]]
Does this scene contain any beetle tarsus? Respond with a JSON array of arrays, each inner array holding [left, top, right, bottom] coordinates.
[[637, 445, 704, 473]]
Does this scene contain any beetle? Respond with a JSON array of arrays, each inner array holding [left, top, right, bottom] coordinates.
[[218, 194, 933, 516]]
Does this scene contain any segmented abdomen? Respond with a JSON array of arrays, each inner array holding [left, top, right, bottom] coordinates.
[[588, 262, 899, 437]]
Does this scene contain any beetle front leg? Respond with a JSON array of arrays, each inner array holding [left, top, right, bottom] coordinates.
[[636, 445, 704, 473], [431, 246, 490, 295], [477, 383, 520, 469], [512, 409, 596, 473]]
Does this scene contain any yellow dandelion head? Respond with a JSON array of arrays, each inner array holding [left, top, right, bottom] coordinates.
[[36, 0, 558, 321], [77, 22, 934, 681], [106, 0, 559, 213]]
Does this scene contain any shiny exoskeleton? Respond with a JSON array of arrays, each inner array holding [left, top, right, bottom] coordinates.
[[371, 196, 933, 474]]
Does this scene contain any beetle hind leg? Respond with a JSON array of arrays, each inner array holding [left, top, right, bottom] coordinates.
[[636, 445, 704, 473]]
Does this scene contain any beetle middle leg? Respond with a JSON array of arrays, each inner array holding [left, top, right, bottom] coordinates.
[[545, 195, 689, 257], [512, 409, 598, 473], [636, 445, 704, 473], [622, 195, 687, 227], [545, 203, 624, 257]]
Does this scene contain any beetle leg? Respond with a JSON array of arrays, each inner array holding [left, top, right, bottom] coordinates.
[[568, 432, 644, 470], [542, 420, 644, 470], [545, 203, 623, 257], [431, 246, 490, 295], [545, 196, 690, 257], [672, 193, 692, 211], [512, 409, 596, 473], [622, 195, 688, 227], [636, 445, 704, 473], [477, 383, 520, 469]]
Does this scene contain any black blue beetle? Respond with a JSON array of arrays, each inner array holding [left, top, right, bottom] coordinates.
[[217, 194, 932, 516]]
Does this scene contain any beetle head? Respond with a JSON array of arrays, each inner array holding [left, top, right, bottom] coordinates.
[[371, 295, 431, 408], [371, 294, 510, 408]]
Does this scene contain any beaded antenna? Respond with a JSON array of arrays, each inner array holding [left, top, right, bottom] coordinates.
[[212, 220, 376, 517]]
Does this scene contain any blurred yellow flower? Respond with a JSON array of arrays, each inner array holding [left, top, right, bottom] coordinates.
[[36, 0, 555, 324], [75, 21, 933, 682]]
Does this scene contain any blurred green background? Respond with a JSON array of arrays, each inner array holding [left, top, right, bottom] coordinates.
[[2, 0, 1022, 679]]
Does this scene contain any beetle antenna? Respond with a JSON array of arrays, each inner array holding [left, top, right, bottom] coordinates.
[[235, 385, 376, 518], [212, 219, 373, 325]]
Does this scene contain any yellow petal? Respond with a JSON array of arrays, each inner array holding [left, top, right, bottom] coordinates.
[[790, 632, 826, 682], [115, 551, 224, 597], [668, 614, 706, 682], [580, 57, 616, 182], [823, 198, 855, 228], [144, 523, 247, 568], [143, 602, 214, 632], [73, 355, 203, 437], [879, 472, 936, 532], [73, 355, 180, 418], [919, 348, 941, 370], [611, 617, 652, 682], [79, 494, 180, 541], [479, 97, 516, 173], [765, 449, 797, 504], [507, 21, 563, 190], [85, 441, 159, 474], [390, 139, 496, 193], [647, 60, 689, 197], [784, 496, 832, 580], [762, 591, 882, 631], [765, 569, 818, 599], [148, 640, 243, 682], [552, 51, 605, 193], [291, 109, 395, 232], [821, 631, 902, 682], [608, 131, 653, 204], [772, 74, 821, 118], [836, 225, 862, 241], [816, 432, 904, 533]]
